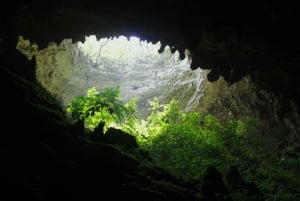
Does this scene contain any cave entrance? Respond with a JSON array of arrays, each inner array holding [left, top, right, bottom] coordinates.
[[17, 35, 207, 118]]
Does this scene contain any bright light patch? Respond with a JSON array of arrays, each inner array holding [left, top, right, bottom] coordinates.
[[76, 35, 162, 65]]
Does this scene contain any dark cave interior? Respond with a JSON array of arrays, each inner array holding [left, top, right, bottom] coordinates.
[[0, 1, 299, 201]]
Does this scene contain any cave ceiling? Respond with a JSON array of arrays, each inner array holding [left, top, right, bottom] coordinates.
[[1, 0, 300, 85]]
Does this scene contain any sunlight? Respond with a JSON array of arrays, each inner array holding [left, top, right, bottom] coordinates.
[[76, 35, 161, 65]]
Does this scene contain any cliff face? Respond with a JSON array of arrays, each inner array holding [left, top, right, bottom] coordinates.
[[17, 35, 207, 118], [16, 34, 300, 143]]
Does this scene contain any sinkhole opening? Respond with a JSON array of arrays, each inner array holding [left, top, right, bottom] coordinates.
[[16, 36, 300, 198], [17, 35, 207, 118]]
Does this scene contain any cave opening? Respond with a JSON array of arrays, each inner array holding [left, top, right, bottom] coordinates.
[[2, 1, 300, 200], [17, 34, 207, 118], [14, 32, 300, 201]]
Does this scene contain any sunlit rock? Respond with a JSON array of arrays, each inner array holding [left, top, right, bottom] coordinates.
[[17, 35, 207, 118]]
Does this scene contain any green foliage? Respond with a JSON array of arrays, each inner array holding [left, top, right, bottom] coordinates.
[[66, 86, 136, 131], [66, 91, 300, 200], [136, 99, 300, 200], [145, 97, 167, 136], [119, 98, 139, 134], [161, 99, 183, 125], [139, 104, 230, 177]]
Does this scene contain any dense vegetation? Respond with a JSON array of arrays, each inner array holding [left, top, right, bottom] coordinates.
[[66, 87, 300, 201], [65, 86, 137, 132]]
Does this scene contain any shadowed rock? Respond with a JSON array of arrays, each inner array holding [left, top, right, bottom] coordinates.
[[199, 167, 232, 201]]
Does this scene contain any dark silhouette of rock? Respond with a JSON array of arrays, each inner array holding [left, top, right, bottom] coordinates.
[[105, 127, 139, 150], [93, 121, 105, 135], [72, 119, 85, 136], [199, 167, 233, 201], [88, 122, 139, 152]]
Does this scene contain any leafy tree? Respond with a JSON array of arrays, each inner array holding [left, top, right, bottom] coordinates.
[[161, 99, 183, 125], [137, 99, 262, 179], [145, 97, 167, 136], [120, 98, 139, 134], [66, 86, 137, 131]]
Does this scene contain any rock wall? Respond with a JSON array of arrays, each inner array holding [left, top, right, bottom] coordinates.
[[16, 35, 300, 143], [198, 75, 300, 144], [17, 36, 207, 118]]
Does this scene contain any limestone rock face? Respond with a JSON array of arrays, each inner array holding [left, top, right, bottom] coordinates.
[[16, 36, 38, 60], [197, 74, 300, 143], [18, 35, 207, 118], [16, 35, 300, 142]]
